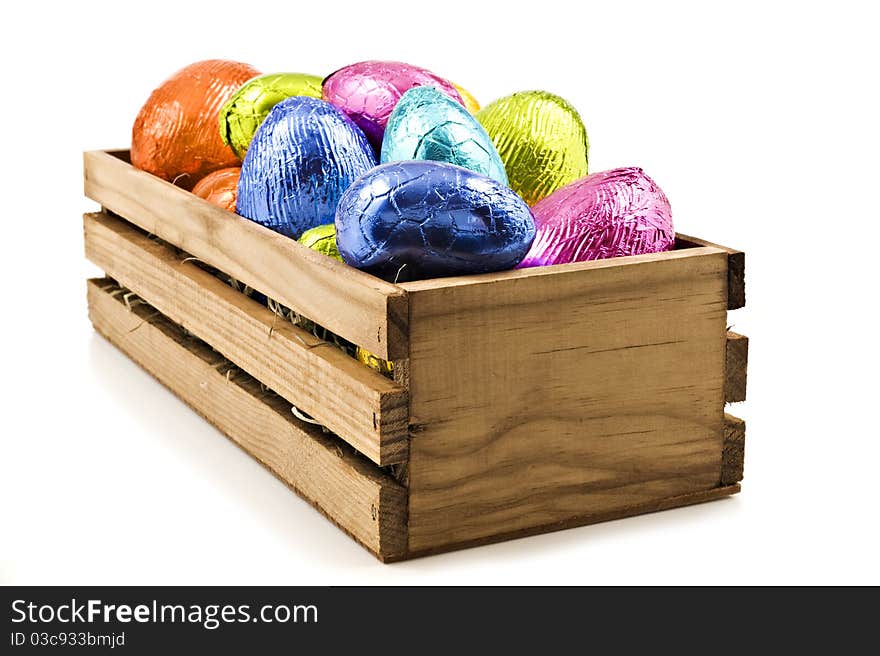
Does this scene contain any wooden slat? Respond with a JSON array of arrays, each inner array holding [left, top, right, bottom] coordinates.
[[725, 331, 749, 403], [86, 279, 407, 560], [84, 212, 407, 466], [405, 247, 730, 551], [721, 414, 746, 485], [83, 150, 408, 360], [676, 233, 745, 309], [399, 484, 740, 561], [399, 244, 723, 292]]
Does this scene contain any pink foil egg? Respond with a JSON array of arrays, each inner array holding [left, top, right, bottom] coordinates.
[[322, 60, 463, 148], [517, 167, 674, 268]]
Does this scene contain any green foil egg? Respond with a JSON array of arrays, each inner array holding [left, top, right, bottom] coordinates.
[[219, 72, 324, 158], [476, 91, 589, 205], [298, 223, 342, 261]]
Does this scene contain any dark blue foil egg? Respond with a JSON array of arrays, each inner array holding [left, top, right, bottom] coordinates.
[[335, 161, 536, 281], [237, 96, 376, 238]]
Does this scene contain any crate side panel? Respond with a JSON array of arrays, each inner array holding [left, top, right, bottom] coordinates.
[[83, 212, 408, 466], [406, 251, 728, 551], [83, 150, 408, 360], [675, 233, 745, 310], [86, 279, 407, 559], [400, 484, 740, 561]]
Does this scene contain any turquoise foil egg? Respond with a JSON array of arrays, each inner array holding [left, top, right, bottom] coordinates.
[[380, 87, 508, 184]]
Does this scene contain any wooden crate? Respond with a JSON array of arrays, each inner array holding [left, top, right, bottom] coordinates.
[[83, 149, 748, 561]]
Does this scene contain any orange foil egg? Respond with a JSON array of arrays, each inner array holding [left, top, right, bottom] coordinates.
[[191, 167, 240, 212], [131, 60, 260, 190]]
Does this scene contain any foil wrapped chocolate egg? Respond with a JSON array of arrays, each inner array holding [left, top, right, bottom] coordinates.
[[356, 346, 394, 377], [191, 167, 240, 212], [298, 223, 342, 261], [322, 60, 463, 148], [453, 83, 481, 114], [336, 161, 535, 281], [476, 90, 589, 205], [381, 87, 507, 184], [219, 72, 324, 159], [237, 97, 377, 239], [518, 167, 674, 268], [131, 59, 260, 190]]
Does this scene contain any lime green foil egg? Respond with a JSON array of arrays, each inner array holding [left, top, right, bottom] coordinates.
[[476, 90, 589, 206], [298, 223, 342, 261], [219, 73, 324, 158]]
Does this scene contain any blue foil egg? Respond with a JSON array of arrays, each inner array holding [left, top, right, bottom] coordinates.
[[381, 87, 508, 184], [237, 96, 377, 238], [336, 161, 535, 281]]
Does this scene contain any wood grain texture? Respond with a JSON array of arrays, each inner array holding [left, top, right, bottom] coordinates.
[[86, 279, 407, 559], [725, 331, 749, 403], [396, 484, 740, 561], [83, 212, 407, 466], [676, 233, 745, 310], [721, 414, 746, 485], [405, 248, 729, 551], [83, 150, 408, 360], [399, 244, 723, 292]]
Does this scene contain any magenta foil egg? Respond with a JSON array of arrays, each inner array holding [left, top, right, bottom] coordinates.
[[517, 167, 674, 268], [322, 60, 463, 148]]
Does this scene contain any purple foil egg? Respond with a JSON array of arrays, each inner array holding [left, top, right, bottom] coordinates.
[[517, 167, 674, 268], [322, 60, 463, 148]]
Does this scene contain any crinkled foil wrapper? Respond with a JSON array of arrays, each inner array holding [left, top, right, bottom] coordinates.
[[453, 83, 481, 114], [131, 59, 260, 190], [322, 60, 463, 148], [191, 167, 240, 212], [381, 87, 507, 184], [476, 90, 589, 205], [518, 167, 674, 268], [356, 346, 394, 376], [237, 97, 376, 239], [335, 161, 535, 281], [220, 72, 324, 159], [298, 223, 342, 261]]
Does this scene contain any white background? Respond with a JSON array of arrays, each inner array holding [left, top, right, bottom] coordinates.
[[1, 0, 877, 585]]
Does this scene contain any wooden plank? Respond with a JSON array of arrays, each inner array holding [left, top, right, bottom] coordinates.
[[83, 150, 408, 360], [399, 244, 722, 292], [725, 331, 749, 403], [86, 279, 407, 560], [405, 248, 729, 551], [676, 233, 745, 309], [84, 212, 407, 466], [397, 484, 740, 561], [721, 414, 746, 485]]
